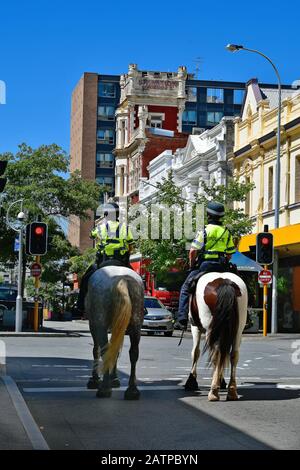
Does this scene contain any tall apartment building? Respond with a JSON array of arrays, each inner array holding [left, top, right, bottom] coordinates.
[[69, 73, 120, 250]]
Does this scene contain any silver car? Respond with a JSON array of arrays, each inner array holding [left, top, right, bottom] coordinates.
[[142, 296, 174, 337]]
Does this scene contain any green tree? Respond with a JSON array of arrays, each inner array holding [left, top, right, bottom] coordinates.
[[0, 143, 103, 297], [137, 172, 255, 273]]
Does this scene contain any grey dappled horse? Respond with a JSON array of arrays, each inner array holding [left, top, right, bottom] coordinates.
[[85, 265, 144, 399]]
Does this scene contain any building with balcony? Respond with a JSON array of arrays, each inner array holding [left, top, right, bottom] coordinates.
[[232, 78, 300, 332]]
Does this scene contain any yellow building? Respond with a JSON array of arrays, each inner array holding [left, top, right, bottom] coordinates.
[[232, 78, 300, 332]]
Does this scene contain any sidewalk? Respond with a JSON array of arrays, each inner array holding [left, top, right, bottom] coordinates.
[[0, 376, 33, 449]]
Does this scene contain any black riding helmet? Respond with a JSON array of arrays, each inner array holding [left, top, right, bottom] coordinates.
[[206, 201, 225, 217], [100, 202, 120, 220]]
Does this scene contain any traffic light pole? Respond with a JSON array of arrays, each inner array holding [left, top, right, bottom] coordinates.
[[263, 265, 268, 337], [33, 255, 41, 332], [271, 252, 278, 334]]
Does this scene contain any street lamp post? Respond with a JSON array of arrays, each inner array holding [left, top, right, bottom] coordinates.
[[6, 199, 26, 332], [226, 44, 281, 333]]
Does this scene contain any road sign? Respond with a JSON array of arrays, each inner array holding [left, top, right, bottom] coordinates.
[[258, 269, 272, 285], [14, 236, 20, 252], [31, 262, 42, 278]]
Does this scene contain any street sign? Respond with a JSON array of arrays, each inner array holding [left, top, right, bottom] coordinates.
[[31, 262, 42, 278], [14, 236, 20, 252], [258, 269, 272, 285]]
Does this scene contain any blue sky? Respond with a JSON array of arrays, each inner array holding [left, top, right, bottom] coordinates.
[[0, 0, 299, 157]]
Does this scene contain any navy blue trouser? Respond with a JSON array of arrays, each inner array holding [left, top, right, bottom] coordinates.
[[177, 261, 224, 322]]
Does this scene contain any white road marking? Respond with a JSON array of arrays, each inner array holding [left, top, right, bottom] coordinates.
[[270, 355, 281, 357], [244, 360, 252, 363], [255, 357, 263, 360], [242, 364, 249, 367], [31, 364, 88, 368], [1, 376, 49, 450], [22, 383, 300, 393], [68, 368, 92, 371]]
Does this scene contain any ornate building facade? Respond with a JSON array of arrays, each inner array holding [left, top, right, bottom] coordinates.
[[139, 117, 234, 203], [114, 64, 189, 201]]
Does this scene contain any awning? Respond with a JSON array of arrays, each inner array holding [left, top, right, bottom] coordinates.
[[231, 251, 262, 272]]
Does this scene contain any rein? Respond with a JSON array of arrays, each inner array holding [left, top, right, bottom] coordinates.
[[178, 328, 185, 346]]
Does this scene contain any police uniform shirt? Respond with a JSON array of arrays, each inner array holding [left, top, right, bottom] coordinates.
[[191, 224, 236, 260]]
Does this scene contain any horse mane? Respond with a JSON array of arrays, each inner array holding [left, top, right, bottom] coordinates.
[[203, 279, 240, 369]]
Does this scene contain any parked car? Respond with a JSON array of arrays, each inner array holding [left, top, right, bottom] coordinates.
[[142, 296, 174, 337]]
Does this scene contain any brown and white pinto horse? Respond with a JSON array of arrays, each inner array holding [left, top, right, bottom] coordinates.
[[185, 271, 248, 401]]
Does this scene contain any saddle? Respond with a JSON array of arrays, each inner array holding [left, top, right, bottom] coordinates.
[[188, 262, 239, 331], [98, 259, 129, 269]]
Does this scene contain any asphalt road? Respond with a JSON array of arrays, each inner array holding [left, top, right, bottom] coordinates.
[[1, 320, 300, 450]]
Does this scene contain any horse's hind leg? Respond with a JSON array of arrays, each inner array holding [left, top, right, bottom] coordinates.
[[185, 325, 201, 391], [110, 362, 121, 388], [95, 327, 112, 398], [208, 349, 222, 402], [227, 350, 239, 401], [87, 322, 101, 389], [124, 329, 141, 400]]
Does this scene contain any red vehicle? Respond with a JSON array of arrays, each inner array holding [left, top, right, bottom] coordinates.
[[130, 254, 185, 315]]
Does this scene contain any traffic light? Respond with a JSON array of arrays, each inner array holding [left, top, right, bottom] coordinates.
[[256, 232, 274, 265], [26, 222, 48, 255], [0, 161, 8, 193]]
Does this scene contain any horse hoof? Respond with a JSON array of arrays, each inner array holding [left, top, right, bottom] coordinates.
[[111, 377, 121, 388], [226, 389, 239, 401], [185, 374, 199, 391], [124, 387, 140, 400], [87, 377, 100, 389], [220, 378, 227, 390], [96, 388, 112, 398], [208, 389, 220, 402]]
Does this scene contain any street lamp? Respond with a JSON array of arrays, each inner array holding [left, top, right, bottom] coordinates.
[[226, 44, 282, 333]]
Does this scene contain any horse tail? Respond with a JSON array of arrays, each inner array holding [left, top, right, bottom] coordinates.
[[102, 278, 132, 374], [204, 279, 239, 370]]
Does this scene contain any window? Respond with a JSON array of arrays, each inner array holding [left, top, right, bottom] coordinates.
[[148, 113, 164, 128], [186, 87, 197, 102], [234, 89, 244, 105], [268, 166, 273, 211], [98, 106, 115, 120], [295, 156, 300, 202], [207, 88, 224, 103], [97, 129, 114, 144], [96, 176, 114, 191], [182, 110, 197, 125], [98, 82, 115, 97], [207, 111, 223, 126], [96, 152, 114, 168]]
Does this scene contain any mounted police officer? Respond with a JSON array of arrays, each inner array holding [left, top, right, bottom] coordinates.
[[76, 202, 134, 314], [174, 201, 237, 330]]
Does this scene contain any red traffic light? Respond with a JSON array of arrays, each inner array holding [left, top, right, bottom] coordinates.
[[261, 237, 270, 245], [34, 226, 44, 236]]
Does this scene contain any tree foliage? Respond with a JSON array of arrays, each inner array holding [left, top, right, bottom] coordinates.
[[0, 143, 103, 295], [137, 172, 255, 273]]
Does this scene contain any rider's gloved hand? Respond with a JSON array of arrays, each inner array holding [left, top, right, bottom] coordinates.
[[174, 319, 188, 331]]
